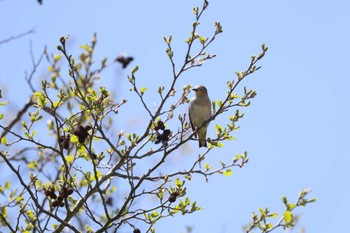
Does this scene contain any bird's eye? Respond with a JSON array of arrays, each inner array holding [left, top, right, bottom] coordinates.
[[199, 88, 203, 91]]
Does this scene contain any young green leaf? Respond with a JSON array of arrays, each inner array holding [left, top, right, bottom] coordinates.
[[283, 210, 293, 224]]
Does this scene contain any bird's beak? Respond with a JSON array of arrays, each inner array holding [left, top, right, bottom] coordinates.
[[192, 88, 197, 91]]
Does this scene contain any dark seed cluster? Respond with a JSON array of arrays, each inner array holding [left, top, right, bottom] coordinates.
[[44, 185, 74, 208], [91, 153, 98, 160], [73, 125, 92, 143], [106, 197, 113, 206], [58, 134, 70, 150], [116, 55, 134, 69], [154, 121, 171, 144], [168, 191, 179, 203]]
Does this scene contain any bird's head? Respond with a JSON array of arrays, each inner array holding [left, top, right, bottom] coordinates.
[[192, 85, 208, 97]]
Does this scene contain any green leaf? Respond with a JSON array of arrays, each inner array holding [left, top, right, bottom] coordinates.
[[223, 169, 232, 176], [233, 154, 242, 163], [0, 206, 7, 219], [198, 36, 208, 44], [204, 163, 212, 171], [151, 211, 159, 218], [32, 129, 37, 137], [65, 154, 75, 165], [283, 210, 293, 224], [287, 203, 296, 211], [52, 223, 58, 229], [259, 208, 267, 215], [185, 197, 190, 205], [0, 100, 8, 107], [27, 161, 37, 170], [1, 137, 8, 145], [70, 135, 79, 144], [21, 121, 28, 130], [80, 44, 91, 51], [53, 101, 61, 109], [140, 87, 147, 95], [131, 66, 139, 74], [163, 35, 172, 44], [214, 21, 223, 33], [217, 100, 223, 107], [16, 195, 24, 203], [0, 113, 3, 120], [184, 37, 192, 44], [34, 92, 45, 106], [26, 209, 36, 220], [53, 54, 62, 62], [268, 212, 278, 218], [175, 178, 183, 188], [4, 181, 10, 189], [24, 132, 31, 139], [215, 124, 223, 134], [282, 196, 288, 205]]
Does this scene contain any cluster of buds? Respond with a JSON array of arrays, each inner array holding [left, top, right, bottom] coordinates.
[[44, 185, 74, 208], [73, 125, 92, 143], [153, 121, 171, 144], [58, 134, 70, 150]]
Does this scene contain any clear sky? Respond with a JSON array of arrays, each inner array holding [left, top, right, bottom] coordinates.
[[1, 0, 350, 232]]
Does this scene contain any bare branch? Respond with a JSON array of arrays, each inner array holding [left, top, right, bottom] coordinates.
[[0, 28, 35, 45]]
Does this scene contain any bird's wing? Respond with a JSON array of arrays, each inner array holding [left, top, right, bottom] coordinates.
[[188, 107, 197, 138]]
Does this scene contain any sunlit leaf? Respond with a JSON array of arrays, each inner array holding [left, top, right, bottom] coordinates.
[[283, 210, 293, 224], [27, 161, 37, 170], [223, 169, 232, 176], [140, 87, 147, 95], [65, 154, 75, 165], [1, 137, 8, 145]]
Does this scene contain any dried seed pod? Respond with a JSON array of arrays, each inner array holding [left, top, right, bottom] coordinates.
[[116, 55, 134, 68], [157, 121, 165, 130], [106, 197, 113, 206], [163, 129, 171, 137], [66, 188, 73, 195], [84, 125, 92, 131], [91, 153, 98, 160], [59, 186, 73, 198], [44, 188, 57, 199], [73, 125, 91, 143], [58, 134, 70, 149], [57, 195, 64, 202], [59, 187, 68, 199], [51, 200, 60, 207], [168, 194, 177, 203]]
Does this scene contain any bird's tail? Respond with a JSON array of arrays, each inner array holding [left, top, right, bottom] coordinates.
[[198, 129, 207, 148]]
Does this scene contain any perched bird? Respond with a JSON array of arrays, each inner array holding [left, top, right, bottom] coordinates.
[[189, 85, 211, 147]]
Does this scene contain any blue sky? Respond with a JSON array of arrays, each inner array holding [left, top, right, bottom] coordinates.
[[1, 0, 350, 232]]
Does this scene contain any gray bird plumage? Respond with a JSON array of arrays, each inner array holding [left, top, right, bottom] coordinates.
[[189, 85, 211, 147]]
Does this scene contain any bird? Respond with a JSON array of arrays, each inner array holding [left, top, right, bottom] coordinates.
[[189, 85, 211, 147]]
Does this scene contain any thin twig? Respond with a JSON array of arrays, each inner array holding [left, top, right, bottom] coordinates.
[[0, 28, 35, 45]]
